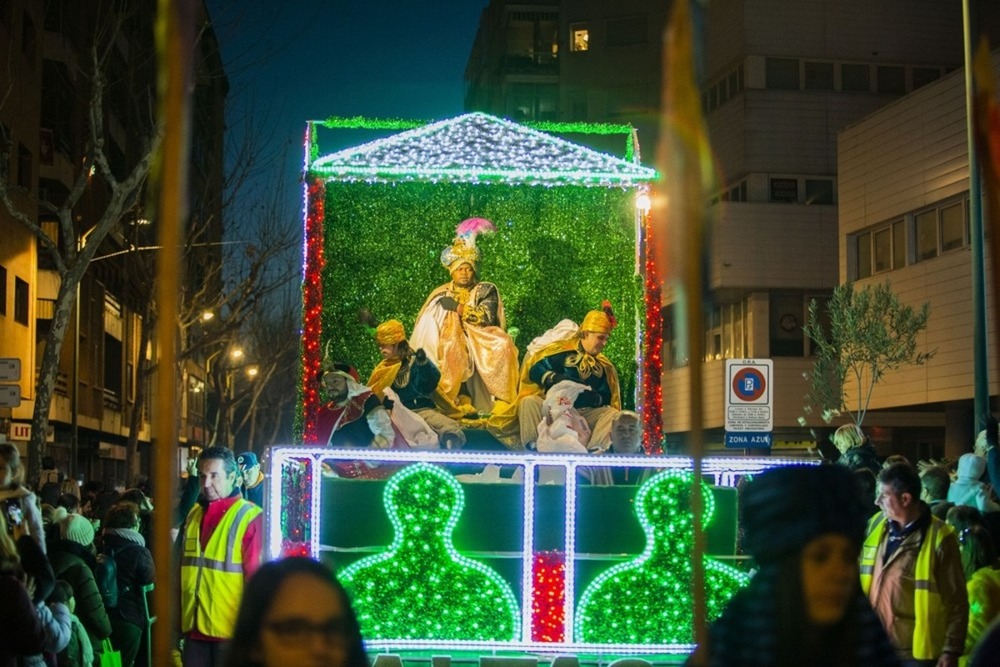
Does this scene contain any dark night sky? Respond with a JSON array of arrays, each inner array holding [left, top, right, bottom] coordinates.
[[206, 0, 489, 219]]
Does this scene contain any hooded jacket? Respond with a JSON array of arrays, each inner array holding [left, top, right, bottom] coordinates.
[[948, 454, 1000, 513]]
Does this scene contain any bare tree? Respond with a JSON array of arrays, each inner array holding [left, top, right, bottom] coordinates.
[[0, 9, 163, 483]]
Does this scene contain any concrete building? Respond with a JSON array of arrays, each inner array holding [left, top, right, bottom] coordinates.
[[0, 1, 226, 482], [466, 0, 998, 454], [838, 51, 1000, 461]]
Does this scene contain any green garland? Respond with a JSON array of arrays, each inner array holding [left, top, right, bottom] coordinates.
[[319, 181, 640, 408]]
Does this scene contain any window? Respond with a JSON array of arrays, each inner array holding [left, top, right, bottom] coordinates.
[[877, 66, 906, 94], [841, 63, 870, 92], [804, 62, 834, 90], [0, 265, 6, 316], [17, 143, 31, 189], [940, 201, 965, 252], [892, 220, 906, 270], [805, 179, 834, 204], [855, 219, 906, 279], [915, 209, 938, 261], [770, 294, 805, 357], [770, 178, 798, 203], [766, 58, 799, 90], [570, 24, 589, 52], [912, 67, 940, 90], [13, 277, 28, 325], [606, 15, 645, 47], [21, 12, 36, 61], [856, 232, 872, 279], [873, 227, 892, 273]]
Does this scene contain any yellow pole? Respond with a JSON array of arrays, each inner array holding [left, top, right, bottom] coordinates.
[[153, 1, 193, 663], [659, 0, 712, 651]]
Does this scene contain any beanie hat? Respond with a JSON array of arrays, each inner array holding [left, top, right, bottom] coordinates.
[[61, 514, 95, 547], [740, 464, 870, 564]]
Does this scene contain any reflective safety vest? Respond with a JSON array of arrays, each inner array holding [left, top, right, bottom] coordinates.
[[860, 513, 955, 660], [180, 499, 261, 638]]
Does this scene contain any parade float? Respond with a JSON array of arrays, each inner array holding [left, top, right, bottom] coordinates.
[[274, 113, 810, 660]]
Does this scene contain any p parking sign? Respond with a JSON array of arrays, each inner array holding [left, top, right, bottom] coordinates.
[[725, 359, 773, 447]]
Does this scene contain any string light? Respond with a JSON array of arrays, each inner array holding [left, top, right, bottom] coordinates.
[[574, 469, 749, 644], [642, 209, 664, 453], [310, 113, 656, 187], [269, 448, 814, 650], [339, 463, 521, 641]]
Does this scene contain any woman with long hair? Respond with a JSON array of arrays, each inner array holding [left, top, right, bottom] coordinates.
[[0, 511, 59, 664], [688, 464, 900, 666], [226, 557, 367, 667]]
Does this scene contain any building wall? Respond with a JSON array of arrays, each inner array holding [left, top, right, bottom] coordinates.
[[838, 54, 1000, 437]]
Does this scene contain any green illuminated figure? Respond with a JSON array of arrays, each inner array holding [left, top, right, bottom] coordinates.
[[339, 463, 521, 641], [575, 469, 749, 644]]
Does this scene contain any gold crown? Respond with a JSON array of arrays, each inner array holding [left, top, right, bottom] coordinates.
[[440, 238, 480, 273]]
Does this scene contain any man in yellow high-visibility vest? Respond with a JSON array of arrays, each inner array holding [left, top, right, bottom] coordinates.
[[861, 461, 967, 666], [179, 446, 263, 666]]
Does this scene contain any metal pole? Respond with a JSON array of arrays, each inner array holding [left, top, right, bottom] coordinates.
[[71, 279, 79, 480], [963, 0, 990, 431]]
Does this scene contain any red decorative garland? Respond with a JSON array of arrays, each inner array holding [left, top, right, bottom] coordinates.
[[642, 210, 664, 453], [302, 178, 326, 444], [531, 551, 566, 642]]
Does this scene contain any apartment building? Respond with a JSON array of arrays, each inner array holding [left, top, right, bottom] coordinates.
[[0, 1, 226, 481], [466, 0, 998, 454], [838, 51, 1000, 460]]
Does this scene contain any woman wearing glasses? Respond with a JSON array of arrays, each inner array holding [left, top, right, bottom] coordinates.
[[226, 557, 367, 667]]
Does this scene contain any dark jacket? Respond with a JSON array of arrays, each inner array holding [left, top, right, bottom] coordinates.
[[47, 539, 112, 648], [102, 530, 155, 628], [16, 534, 55, 604], [0, 574, 47, 667], [839, 441, 881, 476]]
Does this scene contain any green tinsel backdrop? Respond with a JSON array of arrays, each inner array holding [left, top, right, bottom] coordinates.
[[319, 181, 642, 408]]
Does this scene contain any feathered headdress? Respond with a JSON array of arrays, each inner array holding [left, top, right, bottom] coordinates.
[[441, 217, 496, 272]]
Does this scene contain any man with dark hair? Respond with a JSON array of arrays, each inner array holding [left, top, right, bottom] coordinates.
[[313, 364, 397, 448], [178, 446, 262, 666], [920, 465, 954, 520], [861, 461, 968, 666]]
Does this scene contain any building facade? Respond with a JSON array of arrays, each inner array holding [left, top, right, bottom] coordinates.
[[838, 51, 1000, 460], [466, 0, 998, 454], [0, 1, 226, 482]]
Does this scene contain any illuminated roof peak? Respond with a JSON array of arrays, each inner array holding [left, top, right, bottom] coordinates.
[[309, 112, 657, 187]]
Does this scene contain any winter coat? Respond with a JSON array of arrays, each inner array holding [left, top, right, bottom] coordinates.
[[0, 574, 47, 667], [102, 529, 156, 628], [21, 601, 72, 667], [949, 454, 1000, 513], [47, 538, 112, 650], [57, 613, 94, 667], [839, 441, 881, 476], [16, 534, 55, 604]]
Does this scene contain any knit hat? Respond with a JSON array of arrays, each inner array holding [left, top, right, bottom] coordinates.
[[374, 320, 406, 346], [61, 514, 95, 547], [740, 464, 870, 564]]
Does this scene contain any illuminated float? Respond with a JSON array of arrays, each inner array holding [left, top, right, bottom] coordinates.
[[283, 113, 813, 658]]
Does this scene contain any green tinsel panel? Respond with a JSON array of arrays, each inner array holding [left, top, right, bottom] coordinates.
[[319, 181, 641, 408]]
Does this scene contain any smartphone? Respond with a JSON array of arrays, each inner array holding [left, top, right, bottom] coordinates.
[[4, 499, 22, 533]]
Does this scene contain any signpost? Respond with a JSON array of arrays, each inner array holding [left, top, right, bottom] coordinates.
[[0, 358, 20, 409], [724, 359, 773, 449]]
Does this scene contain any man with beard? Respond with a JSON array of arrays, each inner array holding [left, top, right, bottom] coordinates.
[[313, 363, 396, 448]]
